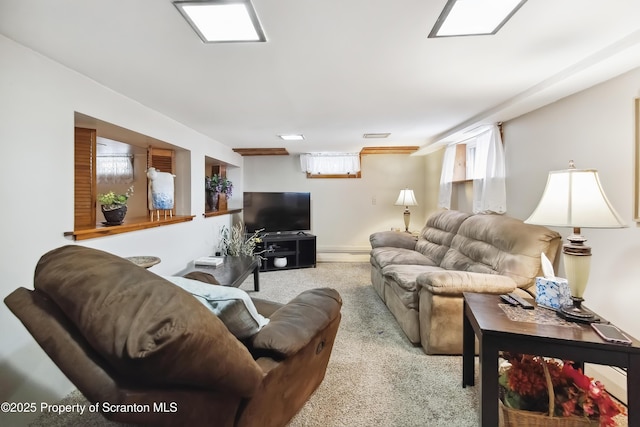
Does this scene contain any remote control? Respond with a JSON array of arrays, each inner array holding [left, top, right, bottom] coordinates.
[[500, 294, 520, 306], [507, 293, 535, 309]]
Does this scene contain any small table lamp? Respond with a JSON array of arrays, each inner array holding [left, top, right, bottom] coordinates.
[[524, 161, 626, 322], [395, 188, 418, 232]]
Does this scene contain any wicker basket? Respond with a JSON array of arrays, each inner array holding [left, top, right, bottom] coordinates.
[[499, 359, 599, 427], [500, 400, 598, 427]]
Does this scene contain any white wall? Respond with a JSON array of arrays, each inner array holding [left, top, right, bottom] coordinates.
[[242, 154, 430, 260], [423, 147, 446, 216], [0, 35, 243, 425], [428, 65, 640, 339], [504, 66, 640, 400], [505, 66, 640, 336]]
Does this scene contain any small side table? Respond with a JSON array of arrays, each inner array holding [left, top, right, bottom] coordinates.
[[126, 256, 161, 269], [187, 255, 260, 291], [462, 292, 640, 426]]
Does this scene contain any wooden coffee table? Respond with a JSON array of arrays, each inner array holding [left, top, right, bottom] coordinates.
[[188, 255, 260, 291], [462, 292, 640, 426]]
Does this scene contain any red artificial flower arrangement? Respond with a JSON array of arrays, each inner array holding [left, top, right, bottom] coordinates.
[[499, 353, 625, 427]]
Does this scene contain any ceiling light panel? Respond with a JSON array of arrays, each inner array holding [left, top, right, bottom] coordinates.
[[174, 0, 266, 43], [363, 133, 390, 139], [429, 0, 527, 38], [278, 134, 305, 141]]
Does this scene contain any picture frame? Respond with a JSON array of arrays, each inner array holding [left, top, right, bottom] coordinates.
[[636, 98, 640, 221]]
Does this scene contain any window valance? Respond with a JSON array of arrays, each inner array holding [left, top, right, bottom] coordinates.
[[299, 153, 361, 175]]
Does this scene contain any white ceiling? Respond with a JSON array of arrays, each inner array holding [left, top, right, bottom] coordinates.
[[2, 0, 640, 155]]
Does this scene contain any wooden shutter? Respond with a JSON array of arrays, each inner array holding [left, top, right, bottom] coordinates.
[[452, 144, 467, 182], [211, 165, 228, 211], [148, 147, 175, 174], [74, 127, 97, 229]]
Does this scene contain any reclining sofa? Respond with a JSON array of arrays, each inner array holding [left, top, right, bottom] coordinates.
[[370, 209, 561, 355], [5, 245, 342, 427]]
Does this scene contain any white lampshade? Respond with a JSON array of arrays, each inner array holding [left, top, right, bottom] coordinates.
[[395, 189, 418, 207], [525, 162, 626, 322], [524, 167, 625, 228]]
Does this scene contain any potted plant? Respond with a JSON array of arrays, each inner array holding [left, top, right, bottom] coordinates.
[[205, 174, 233, 211], [98, 186, 134, 225], [499, 353, 624, 427]]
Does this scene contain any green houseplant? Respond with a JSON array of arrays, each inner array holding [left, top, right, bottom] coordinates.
[[98, 186, 134, 225]]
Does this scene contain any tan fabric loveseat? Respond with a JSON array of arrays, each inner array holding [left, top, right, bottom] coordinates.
[[369, 209, 561, 355]]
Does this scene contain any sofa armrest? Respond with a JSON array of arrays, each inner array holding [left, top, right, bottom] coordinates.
[[251, 288, 342, 358], [417, 271, 516, 296], [369, 231, 417, 250], [5, 288, 124, 404], [251, 297, 283, 317]]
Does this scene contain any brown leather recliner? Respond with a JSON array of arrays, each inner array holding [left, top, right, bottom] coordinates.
[[5, 245, 342, 427]]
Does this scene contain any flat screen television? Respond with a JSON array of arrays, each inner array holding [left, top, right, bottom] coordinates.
[[243, 192, 311, 233]]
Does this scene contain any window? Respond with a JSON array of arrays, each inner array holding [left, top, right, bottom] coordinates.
[[452, 143, 469, 182], [299, 153, 362, 178], [465, 142, 477, 179], [97, 155, 134, 184], [438, 124, 506, 213]]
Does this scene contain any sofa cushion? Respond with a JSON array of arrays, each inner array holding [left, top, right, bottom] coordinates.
[[163, 276, 270, 339], [382, 264, 444, 309], [440, 214, 561, 289], [33, 245, 263, 397], [370, 247, 436, 270], [415, 210, 471, 265]]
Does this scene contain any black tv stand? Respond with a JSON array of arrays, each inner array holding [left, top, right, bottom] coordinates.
[[256, 233, 316, 272]]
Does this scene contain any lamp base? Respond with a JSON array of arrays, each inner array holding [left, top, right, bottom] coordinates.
[[403, 208, 411, 233], [556, 296, 597, 323]]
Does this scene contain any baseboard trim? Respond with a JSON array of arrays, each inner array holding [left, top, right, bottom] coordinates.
[[317, 252, 369, 263], [315, 246, 370, 263], [317, 245, 370, 253]]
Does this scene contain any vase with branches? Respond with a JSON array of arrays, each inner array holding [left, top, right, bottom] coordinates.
[[218, 223, 265, 258]]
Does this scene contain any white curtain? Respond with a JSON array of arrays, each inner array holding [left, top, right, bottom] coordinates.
[[97, 156, 134, 184], [300, 153, 360, 175], [472, 125, 506, 214], [438, 145, 457, 209]]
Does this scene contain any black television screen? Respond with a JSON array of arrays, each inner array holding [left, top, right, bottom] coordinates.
[[243, 192, 311, 233]]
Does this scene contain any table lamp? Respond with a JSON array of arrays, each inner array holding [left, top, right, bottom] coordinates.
[[395, 188, 418, 232], [524, 161, 626, 322]]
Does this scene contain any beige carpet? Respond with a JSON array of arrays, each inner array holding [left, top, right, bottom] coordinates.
[[246, 263, 480, 427], [30, 262, 626, 426]]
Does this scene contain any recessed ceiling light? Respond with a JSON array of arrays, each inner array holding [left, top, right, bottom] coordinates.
[[429, 0, 527, 38], [363, 133, 391, 139], [278, 134, 305, 141], [173, 0, 266, 43]]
